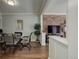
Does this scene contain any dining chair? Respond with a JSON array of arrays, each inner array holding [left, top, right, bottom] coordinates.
[[21, 32, 33, 50]]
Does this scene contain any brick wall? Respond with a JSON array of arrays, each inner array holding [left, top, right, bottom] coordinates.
[[43, 15, 66, 35]]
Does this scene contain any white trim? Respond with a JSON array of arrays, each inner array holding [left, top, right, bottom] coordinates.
[[40, 14, 43, 33], [43, 13, 67, 15], [2, 13, 40, 15]]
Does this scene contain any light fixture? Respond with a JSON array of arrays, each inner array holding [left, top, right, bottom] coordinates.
[[7, 0, 15, 6]]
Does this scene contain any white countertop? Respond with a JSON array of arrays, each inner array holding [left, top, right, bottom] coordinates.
[[49, 36, 68, 46]]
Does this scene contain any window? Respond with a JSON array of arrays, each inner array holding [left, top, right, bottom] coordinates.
[[17, 20, 23, 30]]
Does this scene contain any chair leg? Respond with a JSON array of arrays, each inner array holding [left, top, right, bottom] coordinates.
[[27, 43, 31, 51], [1, 42, 7, 54], [12, 45, 17, 54], [19, 43, 23, 50]]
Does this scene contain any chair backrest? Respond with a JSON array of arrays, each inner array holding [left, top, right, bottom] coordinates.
[[15, 32, 22, 35], [4, 33, 14, 44], [14, 32, 22, 39], [15, 32, 22, 36], [22, 32, 33, 44]]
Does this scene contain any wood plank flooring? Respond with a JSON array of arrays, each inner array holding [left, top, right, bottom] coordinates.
[[0, 42, 48, 59]]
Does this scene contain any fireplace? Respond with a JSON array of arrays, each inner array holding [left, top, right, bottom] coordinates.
[[48, 25, 61, 35]]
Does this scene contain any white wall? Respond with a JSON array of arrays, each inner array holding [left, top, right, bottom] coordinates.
[[0, 12, 2, 29], [67, 0, 78, 59], [42, 0, 67, 14], [2, 13, 40, 41]]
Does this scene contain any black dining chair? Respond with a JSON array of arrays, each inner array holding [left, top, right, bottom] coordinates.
[[3, 32, 23, 53], [12, 32, 23, 52], [21, 32, 33, 50], [13, 32, 23, 46]]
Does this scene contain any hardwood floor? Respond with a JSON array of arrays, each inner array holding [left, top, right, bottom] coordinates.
[[0, 42, 48, 59]]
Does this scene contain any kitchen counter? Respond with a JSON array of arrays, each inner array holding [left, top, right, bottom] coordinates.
[[49, 36, 68, 46]]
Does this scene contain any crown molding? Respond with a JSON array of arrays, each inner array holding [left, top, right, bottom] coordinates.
[[2, 12, 40, 16], [42, 13, 67, 15]]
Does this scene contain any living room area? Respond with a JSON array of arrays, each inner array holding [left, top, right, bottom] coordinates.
[[0, 11, 48, 59]]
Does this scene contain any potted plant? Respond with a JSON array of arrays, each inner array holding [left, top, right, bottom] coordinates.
[[34, 24, 41, 41]]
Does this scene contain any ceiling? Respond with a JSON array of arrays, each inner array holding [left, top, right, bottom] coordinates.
[[0, 0, 46, 14]]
